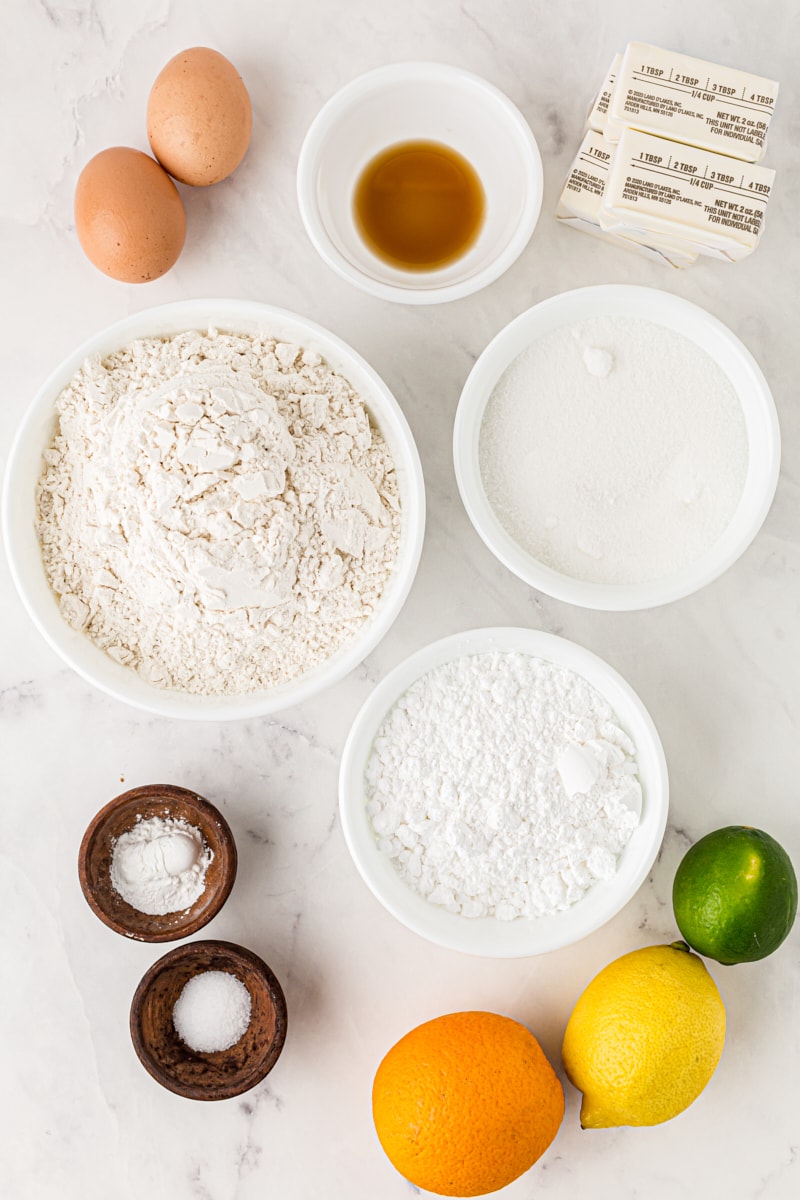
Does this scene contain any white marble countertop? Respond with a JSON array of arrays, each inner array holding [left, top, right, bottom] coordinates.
[[2, 0, 798, 1197]]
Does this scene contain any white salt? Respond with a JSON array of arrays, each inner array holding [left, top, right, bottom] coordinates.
[[172, 970, 252, 1053], [479, 315, 749, 585]]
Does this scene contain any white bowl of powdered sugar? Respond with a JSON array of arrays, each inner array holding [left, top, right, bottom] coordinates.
[[454, 285, 780, 610], [339, 627, 668, 957], [3, 300, 425, 719]]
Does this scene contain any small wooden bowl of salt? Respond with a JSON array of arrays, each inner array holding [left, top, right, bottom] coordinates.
[[78, 784, 237, 942], [130, 940, 288, 1100]]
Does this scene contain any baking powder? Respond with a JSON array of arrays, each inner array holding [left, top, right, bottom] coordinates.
[[110, 815, 211, 916], [365, 651, 641, 920], [479, 315, 749, 584], [36, 329, 401, 695]]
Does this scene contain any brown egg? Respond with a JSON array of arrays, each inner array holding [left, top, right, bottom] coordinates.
[[74, 147, 186, 283], [147, 47, 252, 187]]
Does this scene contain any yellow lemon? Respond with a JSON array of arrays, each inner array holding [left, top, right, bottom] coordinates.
[[561, 941, 725, 1128]]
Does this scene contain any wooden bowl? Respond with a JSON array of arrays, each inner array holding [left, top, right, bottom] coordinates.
[[130, 940, 288, 1100], [78, 784, 237, 942]]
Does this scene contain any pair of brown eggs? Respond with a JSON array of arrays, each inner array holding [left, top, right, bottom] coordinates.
[[74, 47, 252, 283]]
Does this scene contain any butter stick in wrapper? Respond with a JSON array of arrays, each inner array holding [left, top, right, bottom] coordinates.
[[606, 41, 778, 163]]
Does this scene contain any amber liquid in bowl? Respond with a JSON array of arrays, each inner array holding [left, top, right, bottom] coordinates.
[[353, 140, 485, 271]]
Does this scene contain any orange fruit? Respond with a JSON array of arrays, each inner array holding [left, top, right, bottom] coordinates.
[[372, 1010, 564, 1197]]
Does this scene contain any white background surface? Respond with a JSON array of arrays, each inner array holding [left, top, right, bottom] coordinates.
[[1, 1, 798, 1197]]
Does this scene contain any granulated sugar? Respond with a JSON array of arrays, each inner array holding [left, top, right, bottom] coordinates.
[[479, 315, 749, 584], [365, 651, 641, 920]]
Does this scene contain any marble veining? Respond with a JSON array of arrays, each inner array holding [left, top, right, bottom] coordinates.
[[1, 0, 799, 1197]]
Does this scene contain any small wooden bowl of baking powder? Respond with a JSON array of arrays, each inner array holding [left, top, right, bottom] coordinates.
[[130, 940, 288, 1100], [78, 784, 237, 942]]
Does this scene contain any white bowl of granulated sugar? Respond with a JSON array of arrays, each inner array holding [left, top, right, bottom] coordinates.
[[3, 300, 425, 719], [454, 285, 780, 611], [339, 626, 668, 957]]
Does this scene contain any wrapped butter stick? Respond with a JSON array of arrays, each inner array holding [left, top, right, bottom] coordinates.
[[606, 41, 778, 163], [599, 127, 775, 262], [556, 129, 698, 268]]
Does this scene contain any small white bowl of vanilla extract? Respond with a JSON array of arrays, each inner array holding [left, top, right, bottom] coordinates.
[[296, 62, 543, 304]]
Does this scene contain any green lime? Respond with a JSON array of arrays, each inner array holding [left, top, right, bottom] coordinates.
[[673, 826, 797, 965]]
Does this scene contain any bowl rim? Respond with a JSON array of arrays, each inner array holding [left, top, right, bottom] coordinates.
[[129, 938, 288, 1101], [2, 298, 426, 720], [453, 284, 781, 610], [296, 60, 544, 305], [77, 783, 238, 942], [338, 625, 669, 958]]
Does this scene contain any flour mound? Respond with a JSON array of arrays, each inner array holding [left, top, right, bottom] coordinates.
[[37, 328, 401, 695]]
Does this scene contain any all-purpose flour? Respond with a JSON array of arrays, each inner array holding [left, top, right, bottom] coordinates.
[[365, 651, 641, 920], [479, 315, 749, 585], [37, 329, 401, 694]]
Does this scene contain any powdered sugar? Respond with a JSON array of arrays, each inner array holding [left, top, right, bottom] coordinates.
[[365, 651, 641, 920], [479, 315, 749, 584], [36, 328, 401, 695]]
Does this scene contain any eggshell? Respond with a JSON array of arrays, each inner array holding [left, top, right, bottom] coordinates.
[[74, 147, 186, 283], [147, 47, 252, 187]]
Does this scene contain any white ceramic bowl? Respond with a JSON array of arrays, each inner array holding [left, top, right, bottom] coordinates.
[[296, 62, 543, 304], [454, 285, 781, 610], [339, 627, 668, 957], [3, 299, 425, 720]]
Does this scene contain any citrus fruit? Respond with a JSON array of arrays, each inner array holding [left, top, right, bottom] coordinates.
[[372, 1010, 564, 1197], [673, 825, 798, 965], [561, 941, 725, 1128]]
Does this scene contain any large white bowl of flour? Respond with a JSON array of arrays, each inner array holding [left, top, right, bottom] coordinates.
[[4, 300, 425, 719], [339, 627, 668, 957], [454, 285, 780, 610]]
